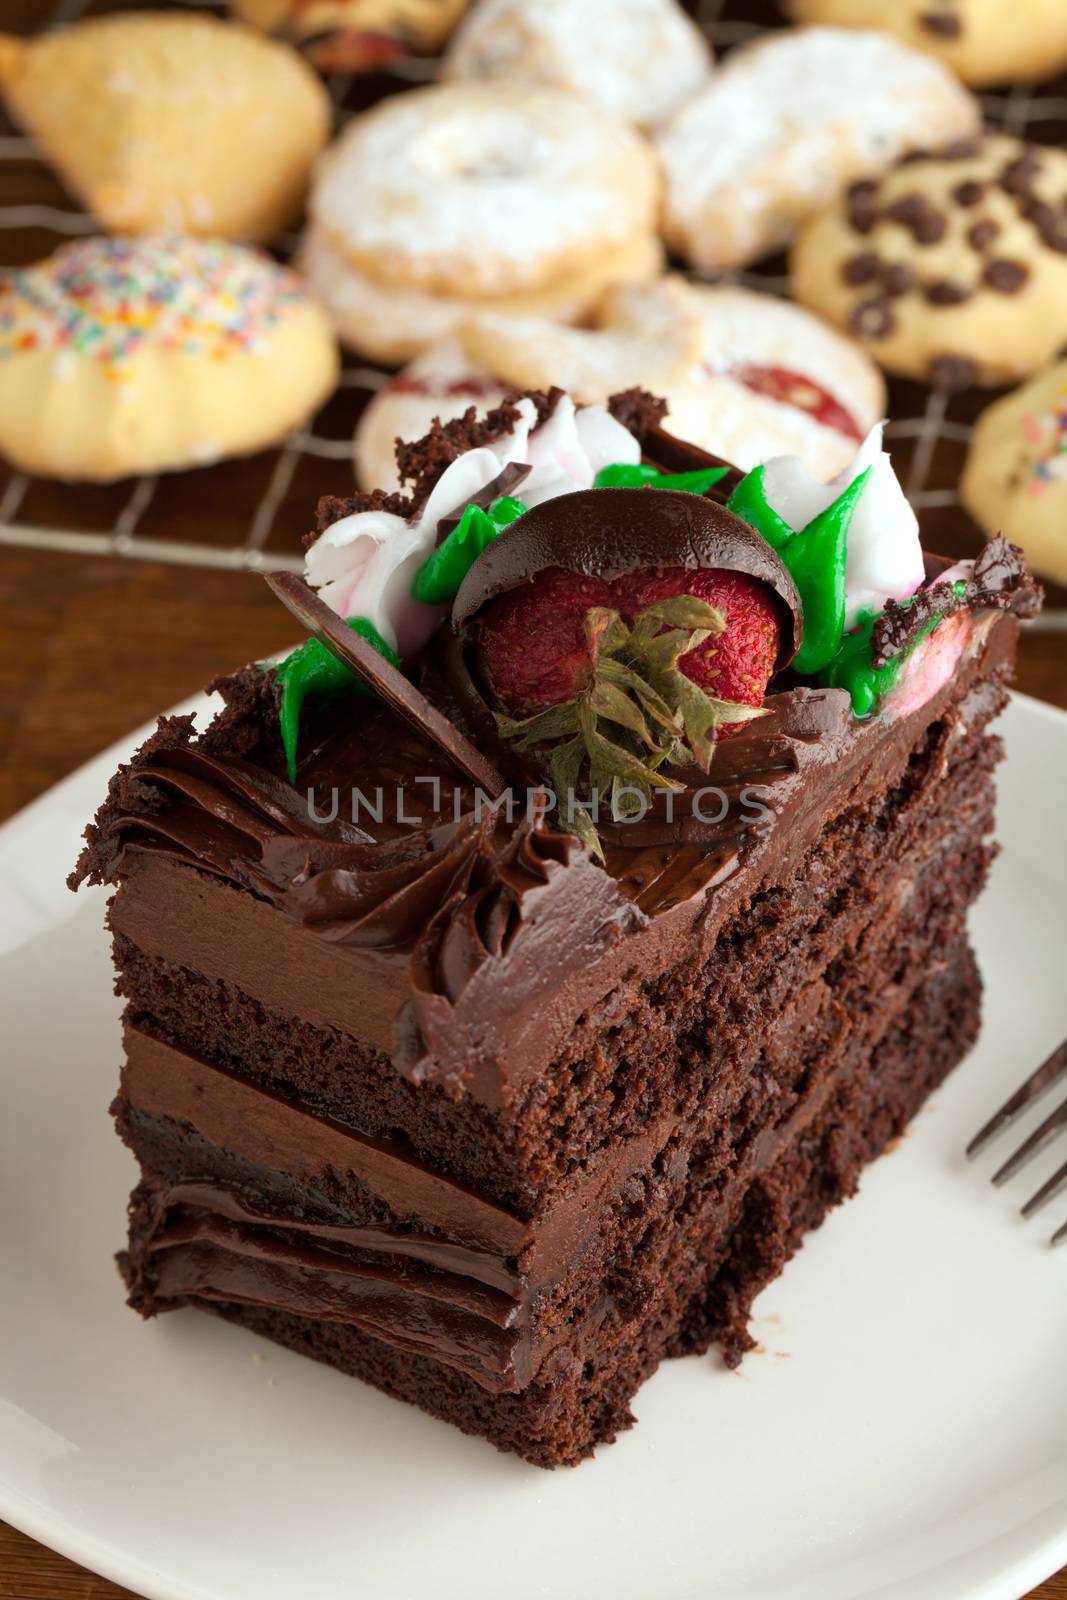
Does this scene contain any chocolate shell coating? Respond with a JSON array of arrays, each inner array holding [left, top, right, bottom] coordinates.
[[451, 486, 803, 669]]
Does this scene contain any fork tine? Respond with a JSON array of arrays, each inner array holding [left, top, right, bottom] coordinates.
[[991, 1094, 1067, 1187], [967, 1037, 1067, 1159], [1052, 1218, 1067, 1247], [1021, 1154, 1067, 1218]]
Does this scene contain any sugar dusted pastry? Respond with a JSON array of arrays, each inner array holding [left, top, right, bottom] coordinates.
[[0, 13, 330, 242], [472, 279, 887, 477], [0, 236, 339, 481], [656, 26, 979, 269], [962, 361, 1067, 585], [457, 278, 702, 397], [443, 0, 712, 129], [782, 0, 1067, 88], [302, 81, 662, 362], [309, 83, 660, 297], [792, 135, 1067, 387]]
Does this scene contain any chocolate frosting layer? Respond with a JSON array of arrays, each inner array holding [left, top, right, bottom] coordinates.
[[451, 486, 803, 670]]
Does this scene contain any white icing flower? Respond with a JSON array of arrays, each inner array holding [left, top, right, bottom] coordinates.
[[308, 510, 435, 658], [306, 394, 640, 655], [761, 423, 924, 631]]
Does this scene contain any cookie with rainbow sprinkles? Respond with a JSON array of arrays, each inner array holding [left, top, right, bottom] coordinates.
[[962, 360, 1067, 587], [0, 236, 339, 482]]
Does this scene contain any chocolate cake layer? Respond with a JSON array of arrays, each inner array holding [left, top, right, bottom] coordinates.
[[122, 939, 980, 1466], [115, 744, 994, 1413]]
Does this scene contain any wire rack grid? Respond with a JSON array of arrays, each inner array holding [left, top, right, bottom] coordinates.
[[0, 0, 1065, 623]]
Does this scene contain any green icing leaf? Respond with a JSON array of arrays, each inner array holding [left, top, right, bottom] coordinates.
[[276, 616, 400, 784], [726, 465, 794, 552], [728, 464, 871, 676], [593, 462, 730, 494], [786, 467, 869, 675], [411, 495, 526, 605]]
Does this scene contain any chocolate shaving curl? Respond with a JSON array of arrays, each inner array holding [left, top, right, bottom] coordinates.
[[870, 535, 1042, 669]]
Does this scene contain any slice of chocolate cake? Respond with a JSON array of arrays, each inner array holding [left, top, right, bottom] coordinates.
[[71, 389, 1040, 1468]]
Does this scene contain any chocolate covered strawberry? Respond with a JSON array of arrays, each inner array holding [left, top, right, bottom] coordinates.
[[451, 484, 802, 847]]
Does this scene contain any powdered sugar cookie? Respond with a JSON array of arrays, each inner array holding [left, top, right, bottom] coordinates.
[[232, 0, 470, 71], [657, 27, 979, 270], [309, 82, 660, 297], [0, 236, 339, 481], [782, 0, 1067, 88], [353, 338, 511, 491], [640, 281, 886, 478], [792, 135, 1067, 387], [961, 360, 1067, 584], [443, 0, 711, 129], [300, 223, 663, 365], [0, 14, 330, 243]]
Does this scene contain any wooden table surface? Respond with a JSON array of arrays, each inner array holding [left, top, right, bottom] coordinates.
[[1, 546, 1065, 1597]]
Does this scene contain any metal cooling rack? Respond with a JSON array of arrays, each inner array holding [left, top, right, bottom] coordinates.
[[0, 0, 1065, 621]]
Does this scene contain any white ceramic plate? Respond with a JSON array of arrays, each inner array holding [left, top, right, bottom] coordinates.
[[1, 691, 1066, 1600]]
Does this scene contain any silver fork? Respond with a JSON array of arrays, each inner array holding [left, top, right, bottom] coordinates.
[[967, 1038, 1067, 1245]]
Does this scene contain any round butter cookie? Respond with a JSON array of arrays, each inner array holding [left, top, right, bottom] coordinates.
[[443, 0, 711, 129], [309, 82, 660, 297], [0, 14, 330, 243], [299, 223, 663, 365], [961, 361, 1067, 585], [641, 281, 886, 478], [656, 26, 979, 270], [781, 0, 1067, 88], [232, 0, 470, 71], [0, 236, 339, 482], [791, 134, 1067, 387]]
